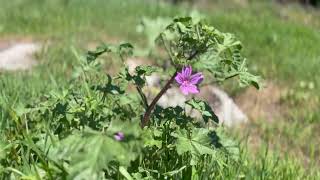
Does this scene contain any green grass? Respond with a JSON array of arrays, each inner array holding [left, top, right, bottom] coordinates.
[[205, 2, 320, 85], [0, 0, 179, 40], [0, 0, 319, 178]]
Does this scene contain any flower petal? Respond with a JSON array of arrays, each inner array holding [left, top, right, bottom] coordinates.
[[114, 132, 124, 141], [180, 84, 199, 95], [175, 72, 184, 84], [182, 66, 192, 77], [189, 72, 204, 85], [186, 84, 200, 94], [180, 85, 190, 95]]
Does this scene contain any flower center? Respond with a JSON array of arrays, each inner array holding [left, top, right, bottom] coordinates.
[[182, 80, 189, 85]]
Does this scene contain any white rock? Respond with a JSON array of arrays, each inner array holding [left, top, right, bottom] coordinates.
[[203, 86, 248, 127], [146, 75, 161, 87], [157, 88, 186, 107], [0, 43, 40, 71], [154, 85, 248, 127]]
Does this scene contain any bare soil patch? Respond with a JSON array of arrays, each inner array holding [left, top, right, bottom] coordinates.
[[235, 82, 287, 122]]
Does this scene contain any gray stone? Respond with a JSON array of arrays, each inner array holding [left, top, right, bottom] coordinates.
[[0, 42, 40, 71], [155, 85, 248, 127], [157, 87, 186, 108], [198, 86, 248, 127]]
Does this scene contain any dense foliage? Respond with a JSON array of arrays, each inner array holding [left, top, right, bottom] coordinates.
[[0, 17, 260, 179]]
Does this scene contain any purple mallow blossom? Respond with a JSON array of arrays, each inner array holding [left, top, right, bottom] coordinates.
[[175, 66, 204, 95], [114, 132, 125, 141]]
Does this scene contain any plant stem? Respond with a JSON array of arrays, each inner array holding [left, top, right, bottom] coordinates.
[[141, 71, 177, 128], [141, 50, 199, 128], [136, 86, 148, 110]]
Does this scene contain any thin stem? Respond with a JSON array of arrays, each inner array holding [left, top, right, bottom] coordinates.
[[141, 71, 177, 128], [141, 50, 199, 128], [200, 73, 239, 87], [160, 35, 175, 65], [136, 86, 148, 109]]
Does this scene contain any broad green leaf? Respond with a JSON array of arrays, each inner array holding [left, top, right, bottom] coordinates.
[[172, 128, 216, 165], [55, 126, 142, 178], [137, 17, 171, 50], [142, 128, 162, 149], [216, 127, 240, 160]]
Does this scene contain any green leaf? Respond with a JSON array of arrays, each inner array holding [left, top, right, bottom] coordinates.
[[93, 75, 125, 95], [86, 44, 111, 63], [142, 128, 162, 149], [119, 166, 133, 180], [132, 65, 160, 87], [216, 127, 240, 160], [160, 16, 260, 89], [218, 33, 242, 51], [137, 17, 171, 50], [119, 43, 134, 57], [135, 65, 159, 76], [186, 98, 219, 124], [0, 140, 11, 160], [172, 128, 216, 165], [55, 124, 142, 178], [239, 71, 261, 89], [107, 119, 141, 137], [162, 166, 187, 176], [85, 43, 134, 64]]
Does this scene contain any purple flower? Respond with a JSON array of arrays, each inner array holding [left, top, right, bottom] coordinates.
[[175, 66, 203, 95], [114, 132, 124, 141]]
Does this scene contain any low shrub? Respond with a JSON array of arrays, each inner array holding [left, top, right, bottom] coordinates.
[[0, 17, 259, 179]]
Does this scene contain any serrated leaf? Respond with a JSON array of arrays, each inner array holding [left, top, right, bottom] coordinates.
[[135, 65, 159, 76], [132, 65, 160, 87], [172, 128, 216, 165], [186, 98, 219, 124], [93, 75, 125, 95], [55, 125, 142, 178], [119, 43, 134, 57], [86, 44, 111, 63], [142, 128, 162, 149], [239, 71, 261, 89], [215, 127, 240, 160], [137, 17, 171, 50]]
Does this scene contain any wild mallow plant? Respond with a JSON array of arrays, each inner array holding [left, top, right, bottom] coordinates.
[[0, 17, 259, 179]]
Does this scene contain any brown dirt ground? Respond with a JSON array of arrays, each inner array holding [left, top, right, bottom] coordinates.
[[235, 82, 287, 122]]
